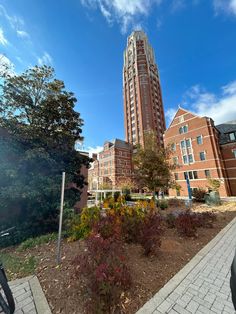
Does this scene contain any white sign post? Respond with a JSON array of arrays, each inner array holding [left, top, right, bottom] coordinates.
[[56, 171, 65, 265]]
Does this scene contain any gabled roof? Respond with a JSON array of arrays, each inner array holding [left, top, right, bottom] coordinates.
[[216, 120, 236, 145], [166, 106, 199, 131]]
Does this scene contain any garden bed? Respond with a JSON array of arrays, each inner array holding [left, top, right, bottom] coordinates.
[[1, 202, 236, 313]]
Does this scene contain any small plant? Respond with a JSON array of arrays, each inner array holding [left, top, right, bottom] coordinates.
[[192, 188, 207, 202], [175, 210, 197, 237], [193, 211, 217, 228], [158, 199, 168, 210], [207, 178, 221, 192], [165, 213, 176, 228], [73, 233, 131, 313], [68, 206, 100, 241], [17, 233, 58, 251], [139, 212, 163, 256]]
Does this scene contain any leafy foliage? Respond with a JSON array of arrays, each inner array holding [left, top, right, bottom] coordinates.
[[192, 188, 207, 202], [175, 210, 197, 237], [17, 233, 58, 251], [132, 132, 175, 197], [158, 199, 169, 210], [0, 66, 90, 245], [139, 212, 163, 256], [73, 233, 131, 313], [207, 179, 221, 192], [68, 206, 100, 241]]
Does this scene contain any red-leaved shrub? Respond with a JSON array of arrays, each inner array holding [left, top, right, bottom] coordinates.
[[175, 210, 197, 237], [193, 211, 217, 228], [73, 233, 131, 313], [139, 212, 163, 256]]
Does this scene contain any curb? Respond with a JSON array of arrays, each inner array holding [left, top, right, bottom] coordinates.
[[29, 276, 52, 314], [136, 216, 236, 313]]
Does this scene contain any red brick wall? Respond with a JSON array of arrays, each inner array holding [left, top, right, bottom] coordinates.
[[164, 109, 230, 197]]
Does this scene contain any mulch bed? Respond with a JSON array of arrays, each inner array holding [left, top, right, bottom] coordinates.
[[3, 203, 236, 313]]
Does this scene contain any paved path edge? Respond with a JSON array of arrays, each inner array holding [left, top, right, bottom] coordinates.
[[29, 276, 52, 314], [136, 216, 236, 314]]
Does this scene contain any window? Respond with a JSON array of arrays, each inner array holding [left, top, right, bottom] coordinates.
[[233, 149, 236, 158], [205, 170, 211, 178], [179, 125, 188, 134], [174, 173, 178, 180], [183, 155, 188, 164], [200, 152, 206, 161], [184, 171, 198, 180], [179, 116, 184, 123], [181, 140, 185, 148], [229, 132, 236, 141], [173, 157, 178, 165], [188, 154, 193, 163], [186, 139, 191, 148], [171, 143, 176, 152], [197, 135, 203, 145]]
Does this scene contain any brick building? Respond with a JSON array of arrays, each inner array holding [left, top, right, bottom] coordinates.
[[88, 139, 133, 190], [123, 31, 166, 147], [164, 107, 236, 197]]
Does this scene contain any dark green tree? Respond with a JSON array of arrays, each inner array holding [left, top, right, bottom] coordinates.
[[0, 65, 90, 245]]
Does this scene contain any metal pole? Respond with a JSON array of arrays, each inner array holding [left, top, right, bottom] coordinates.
[[56, 172, 65, 265]]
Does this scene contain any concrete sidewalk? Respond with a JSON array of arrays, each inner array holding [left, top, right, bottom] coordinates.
[[137, 217, 236, 314], [0, 276, 51, 314]]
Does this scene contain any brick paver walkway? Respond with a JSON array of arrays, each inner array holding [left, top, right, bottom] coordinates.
[[0, 276, 51, 314], [137, 217, 236, 314]]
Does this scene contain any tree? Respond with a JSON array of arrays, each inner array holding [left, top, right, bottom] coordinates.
[[132, 132, 175, 200], [0, 65, 90, 244]]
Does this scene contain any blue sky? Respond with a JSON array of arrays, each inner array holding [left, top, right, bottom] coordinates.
[[1, 0, 236, 154]]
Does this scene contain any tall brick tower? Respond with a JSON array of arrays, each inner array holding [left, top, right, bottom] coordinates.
[[123, 30, 166, 147]]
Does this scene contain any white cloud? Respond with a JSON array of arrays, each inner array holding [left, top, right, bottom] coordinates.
[[165, 108, 177, 125], [0, 5, 30, 41], [171, 0, 186, 12], [37, 52, 53, 66], [81, 0, 163, 33], [16, 30, 30, 39], [183, 81, 236, 124], [0, 28, 8, 46], [213, 0, 236, 16], [0, 54, 15, 76], [86, 145, 103, 157]]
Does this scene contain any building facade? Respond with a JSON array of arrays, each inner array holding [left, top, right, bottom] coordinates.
[[88, 139, 133, 190], [123, 31, 166, 147], [164, 107, 236, 197]]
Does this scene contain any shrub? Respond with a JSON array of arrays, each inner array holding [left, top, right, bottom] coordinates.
[[113, 191, 120, 202], [139, 212, 163, 256], [73, 233, 131, 313], [193, 211, 217, 228], [175, 210, 197, 237], [192, 188, 206, 202], [165, 213, 176, 228], [93, 215, 120, 240], [158, 199, 168, 210], [17, 233, 58, 251], [119, 206, 145, 243], [68, 206, 100, 241]]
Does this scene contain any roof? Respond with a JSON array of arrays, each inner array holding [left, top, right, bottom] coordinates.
[[111, 138, 132, 150], [216, 120, 236, 144]]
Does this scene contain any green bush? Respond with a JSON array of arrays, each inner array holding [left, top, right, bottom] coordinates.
[[158, 199, 168, 210], [17, 233, 58, 251], [68, 206, 100, 241]]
